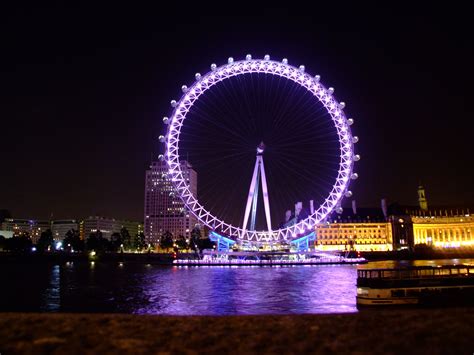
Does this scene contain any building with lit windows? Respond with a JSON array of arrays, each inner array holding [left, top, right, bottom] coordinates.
[[51, 219, 78, 240], [144, 160, 198, 245], [315, 204, 393, 251], [412, 214, 473, 248], [79, 216, 142, 240], [1, 218, 50, 244]]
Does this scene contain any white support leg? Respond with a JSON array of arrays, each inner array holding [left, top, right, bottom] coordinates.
[[259, 157, 272, 232], [242, 156, 260, 230]]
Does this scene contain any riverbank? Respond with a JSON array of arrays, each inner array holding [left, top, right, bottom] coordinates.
[[1, 249, 474, 265], [0, 309, 472, 354]]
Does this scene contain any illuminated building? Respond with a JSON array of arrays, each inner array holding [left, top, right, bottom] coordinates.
[[51, 220, 78, 240], [144, 160, 198, 245], [413, 214, 473, 248], [418, 185, 428, 211], [315, 205, 393, 251], [79, 216, 142, 240], [1, 218, 50, 244]]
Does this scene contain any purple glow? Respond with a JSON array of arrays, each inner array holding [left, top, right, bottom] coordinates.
[[164, 56, 357, 243]]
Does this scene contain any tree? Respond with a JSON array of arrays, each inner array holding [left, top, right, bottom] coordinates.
[[159, 231, 173, 251], [110, 232, 123, 252], [5, 235, 32, 253], [120, 227, 132, 250], [175, 235, 188, 250], [0, 235, 6, 251], [133, 232, 146, 251], [86, 230, 109, 253], [37, 229, 54, 252], [190, 226, 202, 251], [63, 229, 84, 252]]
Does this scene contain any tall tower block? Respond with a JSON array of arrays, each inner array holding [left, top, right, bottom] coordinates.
[[418, 185, 428, 211]]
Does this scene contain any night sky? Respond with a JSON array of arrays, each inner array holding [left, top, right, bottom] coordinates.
[[1, 3, 473, 222]]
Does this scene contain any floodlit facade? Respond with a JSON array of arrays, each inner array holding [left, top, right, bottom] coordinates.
[[144, 160, 198, 245], [316, 222, 393, 251], [413, 214, 474, 248], [313, 206, 392, 251]]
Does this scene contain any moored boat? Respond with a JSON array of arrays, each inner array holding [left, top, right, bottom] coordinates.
[[357, 264, 474, 307]]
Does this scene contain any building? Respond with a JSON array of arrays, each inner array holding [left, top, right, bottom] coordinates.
[[79, 216, 143, 240], [413, 214, 473, 248], [80, 216, 120, 240], [119, 220, 143, 238], [51, 220, 78, 241], [1, 218, 50, 244], [144, 160, 198, 245], [315, 203, 393, 252]]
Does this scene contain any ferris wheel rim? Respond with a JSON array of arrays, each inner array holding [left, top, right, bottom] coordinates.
[[164, 56, 357, 243]]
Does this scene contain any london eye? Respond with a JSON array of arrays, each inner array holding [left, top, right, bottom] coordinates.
[[159, 54, 359, 247]]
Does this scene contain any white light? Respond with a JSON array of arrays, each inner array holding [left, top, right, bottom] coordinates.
[[170, 100, 177, 107], [246, 54, 252, 60], [181, 85, 188, 93], [211, 63, 217, 71], [314, 75, 321, 81], [352, 136, 359, 143], [55, 241, 62, 250], [282, 58, 288, 64], [348, 118, 354, 126], [264, 54, 270, 60], [328, 87, 335, 94], [159, 135, 165, 143], [353, 154, 361, 161], [339, 102, 346, 109], [163, 116, 169, 124], [299, 65, 305, 72], [195, 73, 201, 80], [158, 154, 164, 161], [345, 191, 353, 198], [228, 57, 234, 64], [336, 207, 344, 214], [351, 173, 359, 180]]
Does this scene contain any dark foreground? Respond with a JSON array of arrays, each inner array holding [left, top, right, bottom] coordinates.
[[0, 309, 473, 354]]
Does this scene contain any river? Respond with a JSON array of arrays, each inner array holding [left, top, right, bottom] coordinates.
[[1, 259, 472, 315]]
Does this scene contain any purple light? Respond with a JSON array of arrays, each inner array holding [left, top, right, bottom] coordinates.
[[164, 55, 357, 243]]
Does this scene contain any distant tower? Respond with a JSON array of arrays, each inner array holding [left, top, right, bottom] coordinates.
[[418, 185, 428, 211]]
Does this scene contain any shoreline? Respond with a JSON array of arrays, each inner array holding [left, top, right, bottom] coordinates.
[[0, 309, 472, 353], [1, 250, 474, 265]]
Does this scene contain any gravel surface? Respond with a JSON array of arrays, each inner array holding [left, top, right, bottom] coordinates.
[[0, 309, 473, 354]]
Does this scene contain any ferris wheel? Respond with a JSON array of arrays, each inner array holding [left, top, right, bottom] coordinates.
[[159, 54, 359, 244]]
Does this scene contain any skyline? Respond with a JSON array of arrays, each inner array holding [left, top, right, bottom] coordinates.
[[1, 3, 473, 221]]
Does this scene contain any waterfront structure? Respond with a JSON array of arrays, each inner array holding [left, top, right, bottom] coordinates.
[[161, 54, 359, 246], [51, 219, 78, 240], [315, 206, 393, 252], [144, 160, 198, 245], [412, 214, 473, 248], [1, 218, 50, 244], [80, 216, 142, 240]]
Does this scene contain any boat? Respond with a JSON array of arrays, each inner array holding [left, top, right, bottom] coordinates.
[[173, 250, 367, 266], [356, 264, 474, 307]]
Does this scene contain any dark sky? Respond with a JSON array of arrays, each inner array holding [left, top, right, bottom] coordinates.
[[1, 3, 473, 222]]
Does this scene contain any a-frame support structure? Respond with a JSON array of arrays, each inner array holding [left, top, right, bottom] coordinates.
[[242, 142, 272, 232]]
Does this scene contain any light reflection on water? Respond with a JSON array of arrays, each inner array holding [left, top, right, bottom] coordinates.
[[1, 258, 472, 315]]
